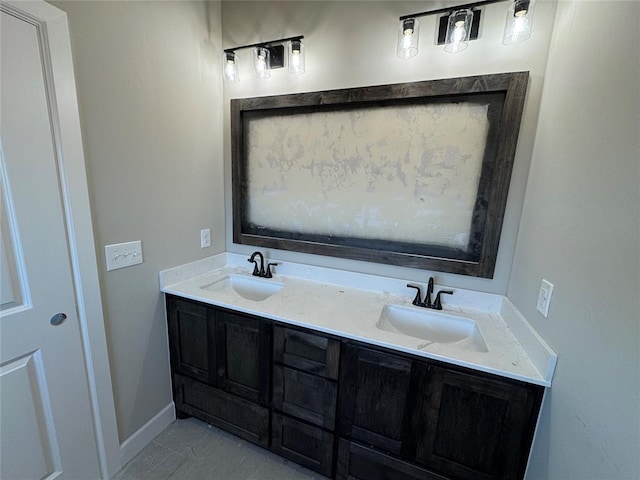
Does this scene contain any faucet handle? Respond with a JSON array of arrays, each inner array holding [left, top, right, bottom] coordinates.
[[433, 290, 453, 310], [265, 263, 278, 278], [407, 284, 423, 306]]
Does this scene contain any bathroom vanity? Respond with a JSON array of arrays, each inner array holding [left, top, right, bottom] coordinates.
[[161, 254, 555, 480]]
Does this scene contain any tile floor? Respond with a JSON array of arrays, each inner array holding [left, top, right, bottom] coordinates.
[[112, 417, 327, 480]]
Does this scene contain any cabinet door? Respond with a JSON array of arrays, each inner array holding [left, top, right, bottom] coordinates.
[[215, 309, 271, 404], [338, 345, 416, 457], [416, 366, 543, 480], [166, 296, 215, 384]]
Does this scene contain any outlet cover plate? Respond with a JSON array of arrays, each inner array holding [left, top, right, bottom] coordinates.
[[536, 279, 554, 317], [200, 229, 211, 248], [105, 241, 143, 271]]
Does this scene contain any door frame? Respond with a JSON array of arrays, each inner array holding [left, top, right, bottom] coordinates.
[[1, 1, 120, 478]]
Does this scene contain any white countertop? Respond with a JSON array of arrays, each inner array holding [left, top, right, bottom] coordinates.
[[160, 253, 556, 387]]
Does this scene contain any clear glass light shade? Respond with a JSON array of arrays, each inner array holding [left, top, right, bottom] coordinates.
[[503, 0, 535, 45], [396, 18, 420, 59], [223, 51, 239, 82], [288, 39, 306, 74], [253, 46, 271, 79], [445, 9, 473, 53]]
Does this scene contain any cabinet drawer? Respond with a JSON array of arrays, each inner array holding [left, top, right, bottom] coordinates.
[[336, 439, 448, 480], [274, 326, 340, 379], [271, 413, 334, 477], [273, 365, 337, 429], [173, 374, 269, 447]]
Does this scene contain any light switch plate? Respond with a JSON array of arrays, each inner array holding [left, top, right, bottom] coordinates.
[[536, 279, 554, 317], [105, 241, 143, 271]]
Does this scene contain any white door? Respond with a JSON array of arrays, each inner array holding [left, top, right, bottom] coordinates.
[[0, 6, 102, 480]]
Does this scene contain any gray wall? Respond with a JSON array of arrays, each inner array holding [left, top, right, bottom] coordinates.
[[49, 0, 225, 442], [221, 0, 558, 295], [508, 1, 640, 478]]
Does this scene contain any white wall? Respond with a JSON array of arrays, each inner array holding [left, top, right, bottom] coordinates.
[[508, 1, 640, 478], [49, 0, 225, 443], [221, 0, 558, 294]]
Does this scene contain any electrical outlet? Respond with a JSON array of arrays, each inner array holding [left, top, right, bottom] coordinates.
[[200, 229, 211, 248], [105, 241, 143, 271], [536, 279, 554, 317]]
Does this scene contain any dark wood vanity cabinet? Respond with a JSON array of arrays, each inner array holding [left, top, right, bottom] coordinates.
[[336, 343, 544, 480], [166, 295, 544, 480], [166, 296, 271, 446]]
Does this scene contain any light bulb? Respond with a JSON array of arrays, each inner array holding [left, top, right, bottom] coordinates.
[[397, 18, 419, 59], [445, 9, 473, 53], [253, 47, 271, 79], [452, 21, 467, 44], [503, 0, 535, 45], [223, 51, 239, 82], [288, 39, 305, 74]]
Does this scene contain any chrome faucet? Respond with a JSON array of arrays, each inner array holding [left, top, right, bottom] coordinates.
[[248, 251, 278, 278], [406, 277, 453, 310]]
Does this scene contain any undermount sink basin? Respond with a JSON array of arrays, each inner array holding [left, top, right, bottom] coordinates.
[[376, 304, 488, 352], [201, 275, 284, 301]]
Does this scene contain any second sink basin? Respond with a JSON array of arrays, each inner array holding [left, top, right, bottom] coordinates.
[[201, 275, 284, 301], [377, 304, 488, 352]]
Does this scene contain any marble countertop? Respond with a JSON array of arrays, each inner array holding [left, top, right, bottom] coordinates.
[[160, 253, 556, 387]]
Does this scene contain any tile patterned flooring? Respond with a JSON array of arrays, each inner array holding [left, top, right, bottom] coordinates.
[[112, 417, 327, 480]]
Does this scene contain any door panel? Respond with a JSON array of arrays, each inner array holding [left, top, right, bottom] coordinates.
[[416, 366, 542, 480], [0, 7, 100, 479], [339, 345, 413, 456], [0, 352, 58, 479], [215, 310, 270, 404], [167, 297, 214, 384]]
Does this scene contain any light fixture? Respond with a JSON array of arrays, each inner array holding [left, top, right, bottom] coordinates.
[[222, 35, 305, 82], [445, 9, 473, 53], [503, 0, 535, 45], [288, 39, 305, 74], [223, 51, 239, 82], [253, 46, 271, 79], [397, 17, 420, 59], [397, 0, 534, 57]]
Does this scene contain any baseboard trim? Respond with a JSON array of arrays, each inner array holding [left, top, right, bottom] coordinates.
[[119, 402, 176, 467]]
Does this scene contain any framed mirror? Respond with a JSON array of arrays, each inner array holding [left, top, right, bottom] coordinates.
[[231, 72, 528, 278]]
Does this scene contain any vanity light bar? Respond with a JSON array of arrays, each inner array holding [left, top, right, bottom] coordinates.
[[397, 0, 535, 58], [223, 35, 305, 82]]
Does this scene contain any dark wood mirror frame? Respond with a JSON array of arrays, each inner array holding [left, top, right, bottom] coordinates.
[[231, 72, 529, 278]]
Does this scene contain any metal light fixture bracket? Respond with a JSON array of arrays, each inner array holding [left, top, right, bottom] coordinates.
[[265, 45, 285, 69], [437, 9, 482, 45]]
